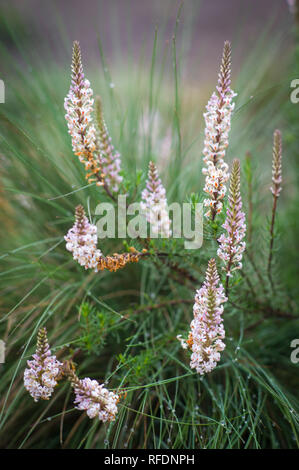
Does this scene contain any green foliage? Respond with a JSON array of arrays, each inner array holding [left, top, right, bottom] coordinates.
[[117, 350, 156, 385], [78, 303, 116, 356]]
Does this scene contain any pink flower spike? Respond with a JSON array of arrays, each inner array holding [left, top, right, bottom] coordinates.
[[68, 371, 119, 422], [64, 204, 102, 271], [178, 259, 227, 375], [202, 41, 237, 220], [217, 159, 246, 295], [141, 161, 172, 238], [24, 327, 62, 402], [95, 97, 123, 194]]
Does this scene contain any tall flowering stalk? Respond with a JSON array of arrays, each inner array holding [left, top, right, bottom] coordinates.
[[95, 96, 123, 194], [177, 259, 227, 375], [24, 328, 62, 402], [66, 366, 119, 422], [64, 41, 103, 186], [202, 41, 237, 219], [268, 130, 282, 282], [217, 159, 246, 295], [141, 161, 172, 237], [65, 205, 143, 272]]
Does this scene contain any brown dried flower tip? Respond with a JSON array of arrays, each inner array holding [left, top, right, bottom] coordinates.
[[270, 129, 282, 198], [95, 247, 141, 272]]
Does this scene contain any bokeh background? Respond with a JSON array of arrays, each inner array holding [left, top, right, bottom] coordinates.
[[0, 0, 292, 73]]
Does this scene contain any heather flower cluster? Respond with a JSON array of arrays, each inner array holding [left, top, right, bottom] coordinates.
[[141, 161, 172, 237], [65, 204, 143, 272], [64, 41, 103, 186], [69, 372, 119, 422], [217, 159, 246, 291], [24, 328, 62, 402], [96, 97, 123, 194], [178, 259, 227, 375], [24, 330, 120, 423], [65, 204, 102, 270], [202, 41, 237, 219]]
